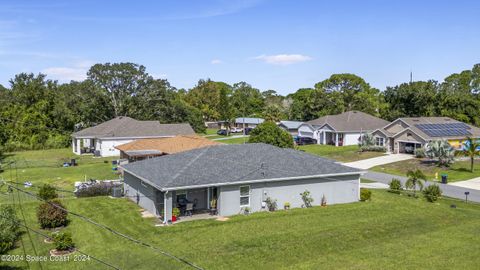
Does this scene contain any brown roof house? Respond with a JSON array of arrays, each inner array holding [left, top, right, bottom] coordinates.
[[71, 116, 195, 157], [298, 111, 389, 146], [371, 117, 480, 154], [115, 135, 221, 162]]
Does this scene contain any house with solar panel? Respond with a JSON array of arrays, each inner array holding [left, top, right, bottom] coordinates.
[[371, 117, 480, 154]]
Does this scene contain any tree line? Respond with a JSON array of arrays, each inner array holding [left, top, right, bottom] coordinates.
[[0, 62, 478, 152]]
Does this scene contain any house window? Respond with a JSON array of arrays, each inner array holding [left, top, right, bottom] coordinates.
[[375, 137, 385, 146], [240, 186, 250, 207], [176, 190, 187, 204]]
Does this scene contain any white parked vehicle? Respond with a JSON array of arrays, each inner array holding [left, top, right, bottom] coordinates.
[[230, 127, 244, 133]]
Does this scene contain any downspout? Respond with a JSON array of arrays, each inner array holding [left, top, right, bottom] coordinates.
[[163, 190, 169, 224]]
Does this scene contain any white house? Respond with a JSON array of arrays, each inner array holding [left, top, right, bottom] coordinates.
[[71, 116, 195, 157], [297, 111, 389, 146]]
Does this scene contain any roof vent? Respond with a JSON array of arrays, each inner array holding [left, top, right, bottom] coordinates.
[[412, 119, 419, 122]]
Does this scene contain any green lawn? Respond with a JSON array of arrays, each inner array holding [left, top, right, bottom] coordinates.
[[0, 148, 119, 190], [218, 137, 249, 144], [199, 128, 219, 136], [298, 144, 386, 162], [371, 158, 480, 182], [2, 190, 480, 269]]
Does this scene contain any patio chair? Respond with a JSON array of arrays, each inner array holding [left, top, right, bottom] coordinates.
[[185, 203, 194, 216]]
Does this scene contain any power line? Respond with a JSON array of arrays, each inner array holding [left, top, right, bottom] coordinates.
[[3, 182, 204, 270], [12, 163, 44, 270], [9, 190, 30, 269], [0, 213, 121, 270]]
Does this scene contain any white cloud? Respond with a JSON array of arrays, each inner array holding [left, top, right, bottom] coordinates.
[[42, 60, 94, 82], [211, 59, 222, 64], [253, 54, 312, 65]]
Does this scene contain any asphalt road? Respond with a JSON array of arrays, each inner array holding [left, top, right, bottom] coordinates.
[[364, 171, 480, 203]]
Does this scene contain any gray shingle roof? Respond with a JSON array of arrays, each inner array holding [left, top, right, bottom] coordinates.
[[235, 117, 264, 125], [279, 121, 304, 129], [72, 116, 195, 138], [307, 111, 389, 132], [388, 117, 480, 140], [122, 143, 362, 190]]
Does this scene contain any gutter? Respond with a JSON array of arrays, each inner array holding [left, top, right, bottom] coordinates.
[[159, 171, 367, 191]]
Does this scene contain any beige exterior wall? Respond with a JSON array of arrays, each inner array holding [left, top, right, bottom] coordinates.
[[384, 120, 409, 134]]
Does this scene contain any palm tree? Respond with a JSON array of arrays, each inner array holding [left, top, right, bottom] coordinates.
[[406, 169, 427, 197], [458, 137, 480, 172]]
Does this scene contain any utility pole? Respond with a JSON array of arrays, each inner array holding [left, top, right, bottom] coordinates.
[[410, 71, 413, 83]]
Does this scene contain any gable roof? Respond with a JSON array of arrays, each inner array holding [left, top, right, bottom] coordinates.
[[387, 117, 480, 140], [115, 135, 221, 156], [121, 143, 363, 191], [235, 117, 264, 125], [72, 116, 195, 139], [307, 111, 389, 132], [279, 121, 304, 130]]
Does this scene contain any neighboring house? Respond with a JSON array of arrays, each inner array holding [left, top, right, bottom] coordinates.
[[115, 135, 221, 162], [278, 121, 304, 136], [72, 116, 195, 157], [372, 117, 480, 154], [121, 143, 363, 222], [234, 117, 264, 128], [298, 111, 389, 146]]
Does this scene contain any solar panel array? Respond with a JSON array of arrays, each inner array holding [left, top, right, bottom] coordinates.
[[415, 123, 472, 137]]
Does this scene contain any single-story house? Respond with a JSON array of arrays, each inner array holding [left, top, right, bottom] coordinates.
[[278, 121, 304, 136], [298, 111, 389, 146], [372, 117, 480, 154], [121, 143, 364, 222], [234, 117, 264, 128], [115, 135, 221, 162], [72, 116, 195, 157]]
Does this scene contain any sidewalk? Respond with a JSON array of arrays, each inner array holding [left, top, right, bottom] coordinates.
[[449, 177, 480, 190]]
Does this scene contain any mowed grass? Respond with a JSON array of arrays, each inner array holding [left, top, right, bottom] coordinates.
[[0, 148, 119, 190], [371, 158, 480, 182], [298, 144, 386, 162], [2, 190, 480, 270]]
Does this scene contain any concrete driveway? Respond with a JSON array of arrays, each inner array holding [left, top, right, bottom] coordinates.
[[449, 177, 480, 191], [343, 154, 414, 170]]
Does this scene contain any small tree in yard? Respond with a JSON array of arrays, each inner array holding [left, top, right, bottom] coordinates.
[[300, 190, 314, 208], [37, 200, 68, 229], [0, 205, 20, 254], [457, 137, 480, 172], [265, 197, 278, 212], [248, 121, 294, 148], [360, 188, 372, 201], [38, 184, 58, 200], [425, 140, 455, 167], [405, 169, 427, 197]]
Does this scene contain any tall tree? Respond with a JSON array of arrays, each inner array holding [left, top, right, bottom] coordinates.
[[87, 63, 151, 117], [185, 79, 231, 121], [383, 81, 437, 120], [314, 73, 384, 115], [231, 82, 264, 117]]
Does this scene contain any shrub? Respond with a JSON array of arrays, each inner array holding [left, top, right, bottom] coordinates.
[[300, 190, 314, 208], [389, 178, 403, 194], [423, 185, 442, 202], [37, 200, 68, 229], [360, 145, 387, 152], [321, 194, 327, 206], [0, 205, 20, 254], [265, 197, 278, 211], [172, 208, 180, 217], [283, 202, 290, 210], [414, 148, 426, 158], [248, 121, 294, 148], [425, 140, 455, 167], [75, 182, 116, 198], [53, 232, 75, 251], [38, 184, 58, 200], [360, 188, 372, 201]]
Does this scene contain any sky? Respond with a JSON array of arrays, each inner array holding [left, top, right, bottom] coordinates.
[[0, 0, 479, 95]]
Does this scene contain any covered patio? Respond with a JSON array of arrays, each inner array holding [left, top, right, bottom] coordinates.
[[72, 137, 97, 155], [161, 187, 219, 223]]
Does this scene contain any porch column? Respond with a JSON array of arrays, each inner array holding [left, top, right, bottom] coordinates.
[[163, 191, 173, 223], [335, 133, 339, 147], [322, 131, 326, 145], [72, 138, 76, 154], [76, 139, 81, 154]]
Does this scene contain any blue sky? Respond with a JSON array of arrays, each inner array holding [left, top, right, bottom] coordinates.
[[0, 0, 479, 95]]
